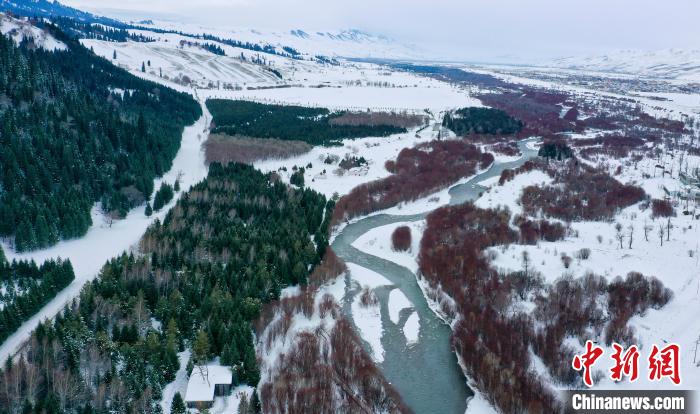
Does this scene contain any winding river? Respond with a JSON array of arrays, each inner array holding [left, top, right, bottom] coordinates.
[[331, 139, 539, 414]]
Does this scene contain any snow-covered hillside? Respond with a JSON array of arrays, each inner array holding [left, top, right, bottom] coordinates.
[[549, 49, 700, 81], [0, 13, 67, 50], [83, 35, 280, 86], [82, 27, 474, 111], [139, 20, 422, 60]]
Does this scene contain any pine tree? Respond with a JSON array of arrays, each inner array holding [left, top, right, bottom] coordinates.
[[15, 219, 36, 252], [141, 62, 146, 72], [237, 394, 249, 414], [249, 391, 261, 413], [35, 214, 50, 248], [192, 330, 210, 365], [170, 392, 186, 414], [21, 399, 33, 414], [153, 183, 174, 211], [174, 179, 180, 192], [113, 50, 117, 59], [166, 318, 179, 352], [145, 203, 153, 217]]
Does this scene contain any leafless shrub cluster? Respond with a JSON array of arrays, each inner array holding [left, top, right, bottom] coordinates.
[[204, 134, 312, 165], [333, 140, 493, 225], [416, 200, 673, 411], [329, 111, 427, 129], [520, 161, 645, 221], [256, 252, 410, 414]]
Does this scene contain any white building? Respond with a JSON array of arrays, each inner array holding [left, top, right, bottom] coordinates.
[[184, 365, 233, 409]]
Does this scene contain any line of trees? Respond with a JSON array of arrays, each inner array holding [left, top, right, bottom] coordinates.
[[443, 107, 523, 136], [206, 100, 406, 146], [49, 17, 155, 42]]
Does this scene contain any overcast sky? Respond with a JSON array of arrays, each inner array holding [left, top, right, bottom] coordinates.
[[61, 0, 700, 63]]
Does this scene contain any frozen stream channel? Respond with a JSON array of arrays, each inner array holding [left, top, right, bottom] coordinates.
[[331, 139, 539, 414]]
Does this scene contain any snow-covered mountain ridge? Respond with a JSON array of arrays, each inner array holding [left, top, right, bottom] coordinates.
[[139, 20, 422, 60], [549, 48, 700, 81]]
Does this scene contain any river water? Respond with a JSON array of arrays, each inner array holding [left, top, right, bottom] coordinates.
[[331, 139, 539, 414]]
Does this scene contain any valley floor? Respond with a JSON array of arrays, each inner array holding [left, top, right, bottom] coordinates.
[[2, 27, 700, 412]]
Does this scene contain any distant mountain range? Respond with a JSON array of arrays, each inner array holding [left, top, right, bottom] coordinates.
[[548, 49, 700, 81], [0, 0, 124, 25], [143, 21, 422, 60], [0, 0, 420, 60]]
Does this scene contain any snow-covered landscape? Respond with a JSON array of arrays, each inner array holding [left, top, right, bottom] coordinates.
[[1, 1, 699, 413]]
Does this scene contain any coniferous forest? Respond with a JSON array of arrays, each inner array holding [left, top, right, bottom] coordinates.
[[0, 27, 201, 252], [0, 162, 332, 413], [0, 246, 75, 344], [442, 106, 523, 136], [206, 99, 406, 146]]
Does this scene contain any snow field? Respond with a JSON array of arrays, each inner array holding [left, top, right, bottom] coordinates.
[[388, 288, 412, 324], [480, 160, 700, 394], [351, 221, 426, 275], [475, 170, 553, 217], [254, 125, 436, 198]]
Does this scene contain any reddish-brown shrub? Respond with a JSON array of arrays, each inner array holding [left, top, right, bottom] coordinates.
[[562, 107, 579, 122], [651, 198, 675, 218], [329, 111, 427, 129], [258, 253, 410, 413], [485, 141, 520, 157], [520, 162, 645, 221], [332, 140, 493, 226], [308, 247, 347, 287], [204, 134, 311, 165], [418, 203, 561, 412], [605, 272, 673, 345], [573, 134, 645, 159], [498, 159, 553, 186], [359, 287, 379, 307], [478, 88, 574, 137], [391, 226, 412, 252], [514, 215, 566, 244]]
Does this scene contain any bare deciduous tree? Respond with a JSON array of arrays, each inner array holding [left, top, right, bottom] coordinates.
[[627, 224, 634, 249], [615, 223, 624, 249], [522, 250, 531, 276], [643, 220, 652, 242]]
